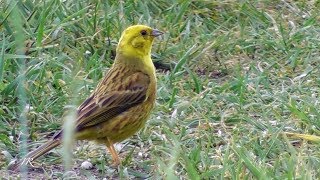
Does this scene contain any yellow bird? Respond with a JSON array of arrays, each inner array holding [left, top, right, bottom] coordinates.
[[9, 25, 162, 170]]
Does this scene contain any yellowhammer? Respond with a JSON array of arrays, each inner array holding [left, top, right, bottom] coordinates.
[[9, 25, 162, 170]]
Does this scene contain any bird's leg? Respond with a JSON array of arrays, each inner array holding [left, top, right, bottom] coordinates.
[[106, 138, 120, 166]]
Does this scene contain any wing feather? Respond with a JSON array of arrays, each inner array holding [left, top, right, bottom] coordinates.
[[74, 72, 150, 132]]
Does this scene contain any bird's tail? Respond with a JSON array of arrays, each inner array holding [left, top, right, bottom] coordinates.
[[8, 138, 61, 171]]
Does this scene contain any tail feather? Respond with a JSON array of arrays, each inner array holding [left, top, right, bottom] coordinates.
[[8, 138, 61, 171]]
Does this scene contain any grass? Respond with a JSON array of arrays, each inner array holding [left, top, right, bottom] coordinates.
[[1, 0, 320, 179]]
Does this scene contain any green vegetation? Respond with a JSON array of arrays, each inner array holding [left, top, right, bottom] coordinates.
[[1, 0, 320, 179]]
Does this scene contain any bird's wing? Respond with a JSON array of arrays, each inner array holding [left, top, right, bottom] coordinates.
[[74, 72, 150, 131]]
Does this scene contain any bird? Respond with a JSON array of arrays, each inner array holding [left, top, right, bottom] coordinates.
[[8, 25, 163, 171]]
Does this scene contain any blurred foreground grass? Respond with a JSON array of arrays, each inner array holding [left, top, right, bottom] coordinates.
[[1, 0, 320, 179]]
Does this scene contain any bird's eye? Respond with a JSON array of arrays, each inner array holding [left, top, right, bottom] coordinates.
[[140, 30, 147, 36]]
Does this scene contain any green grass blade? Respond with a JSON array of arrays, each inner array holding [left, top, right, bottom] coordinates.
[[232, 145, 269, 179]]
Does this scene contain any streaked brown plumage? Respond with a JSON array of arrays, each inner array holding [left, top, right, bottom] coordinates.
[[9, 25, 163, 170]]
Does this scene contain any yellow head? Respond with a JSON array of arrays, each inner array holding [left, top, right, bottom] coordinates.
[[116, 25, 163, 59]]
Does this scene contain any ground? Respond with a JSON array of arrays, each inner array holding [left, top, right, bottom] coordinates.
[[1, 0, 320, 179]]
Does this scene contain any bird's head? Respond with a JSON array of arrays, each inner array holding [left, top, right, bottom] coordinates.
[[117, 25, 163, 58]]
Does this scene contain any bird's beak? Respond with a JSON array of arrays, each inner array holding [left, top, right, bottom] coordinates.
[[151, 29, 164, 37]]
